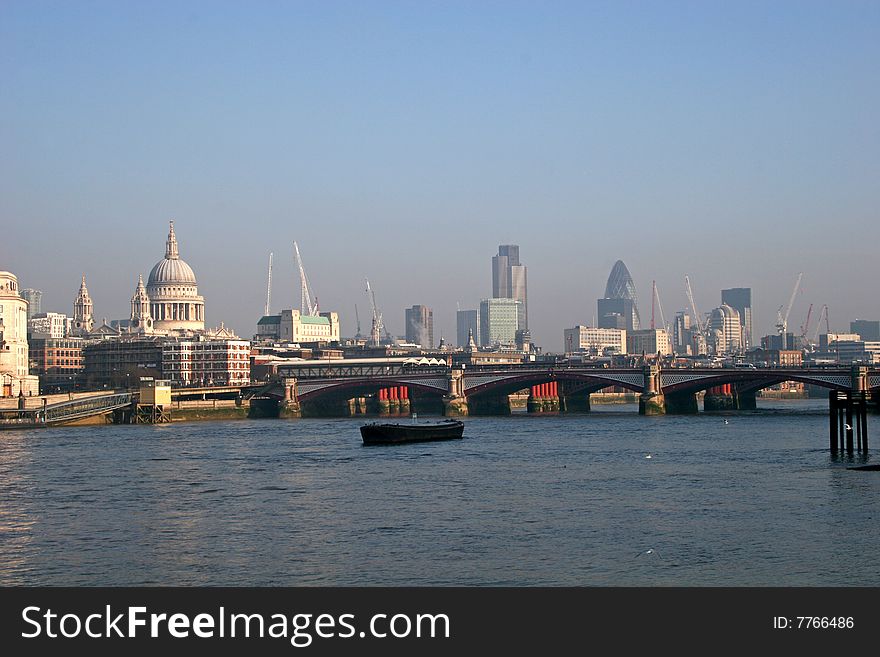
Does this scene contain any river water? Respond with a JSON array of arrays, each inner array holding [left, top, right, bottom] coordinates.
[[1, 399, 878, 586]]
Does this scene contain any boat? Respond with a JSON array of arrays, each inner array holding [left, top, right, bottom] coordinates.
[[360, 418, 464, 445]]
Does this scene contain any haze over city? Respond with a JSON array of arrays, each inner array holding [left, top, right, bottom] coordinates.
[[2, 1, 878, 350]]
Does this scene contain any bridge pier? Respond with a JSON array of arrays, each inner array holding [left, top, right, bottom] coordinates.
[[665, 392, 698, 415], [735, 388, 757, 410], [638, 365, 665, 415], [468, 394, 511, 416], [561, 391, 590, 413], [442, 395, 469, 417], [704, 385, 736, 412], [527, 383, 559, 414]]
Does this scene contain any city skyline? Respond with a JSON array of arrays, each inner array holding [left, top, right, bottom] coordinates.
[[2, 2, 878, 350]]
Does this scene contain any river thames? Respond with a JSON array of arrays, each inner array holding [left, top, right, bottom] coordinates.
[[1, 399, 878, 586]]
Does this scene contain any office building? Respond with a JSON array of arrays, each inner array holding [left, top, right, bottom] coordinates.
[[598, 260, 640, 332], [708, 304, 743, 355], [405, 305, 434, 348], [28, 312, 68, 339], [479, 298, 521, 347], [850, 319, 880, 341], [564, 326, 626, 356], [456, 309, 479, 348], [721, 288, 752, 349], [21, 288, 42, 319], [491, 245, 528, 330], [627, 329, 672, 356]]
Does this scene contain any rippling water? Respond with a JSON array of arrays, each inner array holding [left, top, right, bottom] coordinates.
[[1, 399, 878, 586]]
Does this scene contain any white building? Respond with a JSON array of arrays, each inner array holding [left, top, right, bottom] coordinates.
[[28, 312, 68, 339], [564, 326, 626, 355], [627, 329, 672, 356], [0, 271, 40, 396], [831, 340, 880, 365], [161, 338, 251, 386]]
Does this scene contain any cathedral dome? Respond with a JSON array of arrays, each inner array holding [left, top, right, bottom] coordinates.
[[147, 221, 198, 285], [148, 257, 197, 285]]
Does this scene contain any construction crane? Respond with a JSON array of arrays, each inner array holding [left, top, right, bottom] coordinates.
[[293, 241, 318, 316], [812, 304, 830, 345], [264, 252, 273, 317], [799, 303, 813, 350], [685, 275, 707, 355], [775, 272, 803, 348], [365, 278, 386, 346], [354, 304, 363, 339], [651, 280, 669, 334]]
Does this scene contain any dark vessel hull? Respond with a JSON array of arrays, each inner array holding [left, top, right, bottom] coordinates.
[[361, 420, 464, 445]]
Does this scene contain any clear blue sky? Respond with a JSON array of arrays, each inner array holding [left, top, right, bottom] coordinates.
[[2, 1, 878, 349]]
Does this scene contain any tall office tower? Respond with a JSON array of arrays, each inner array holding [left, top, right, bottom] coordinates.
[[721, 288, 753, 349], [600, 260, 640, 332], [491, 245, 528, 330], [456, 309, 479, 348], [21, 288, 42, 319], [597, 298, 635, 331], [708, 304, 743, 355], [405, 305, 434, 348], [850, 319, 880, 341]]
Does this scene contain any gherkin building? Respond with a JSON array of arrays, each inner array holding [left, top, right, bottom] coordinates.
[[603, 260, 641, 331]]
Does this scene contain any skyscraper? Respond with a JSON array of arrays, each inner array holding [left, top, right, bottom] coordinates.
[[850, 319, 880, 341], [456, 309, 479, 348], [405, 305, 434, 348], [21, 288, 42, 319], [491, 245, 527, 330], [721, 288, 753, 349], [598, 260, 640, 332]]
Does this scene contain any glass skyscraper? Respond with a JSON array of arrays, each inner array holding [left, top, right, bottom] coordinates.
[[492, 245, 527, 331], [598, 260, 641, 332]]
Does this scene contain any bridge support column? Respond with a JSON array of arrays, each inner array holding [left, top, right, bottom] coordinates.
[[443, 396, 469, 417], [665, 392, 698, 415], [704, 385, 736, 411], [735, 388, 757, 410], [561, 391, 590, 413], [468, 394, 511, 416], [279, 377, 301, 418], [639, 365, 665, 415], [829, 388, 869, 454]]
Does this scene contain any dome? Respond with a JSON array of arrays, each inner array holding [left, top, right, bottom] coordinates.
[[148, 257, 197, 285], [147, 220, 198, 285]]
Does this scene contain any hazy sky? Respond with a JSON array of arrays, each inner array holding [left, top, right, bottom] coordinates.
[[2, 1, 878, 350]]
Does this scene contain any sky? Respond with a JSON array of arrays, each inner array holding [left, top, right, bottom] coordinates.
[[1, 1, 878, 351]]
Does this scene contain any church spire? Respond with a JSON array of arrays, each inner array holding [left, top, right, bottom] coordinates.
[[165, 220, 179, 260]]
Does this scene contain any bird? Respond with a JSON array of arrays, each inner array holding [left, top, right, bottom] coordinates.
[[845, 423, 853, 431], [634, 548, 664, 560], [645, 454, 653, 459], [723, 419, 729, 425]]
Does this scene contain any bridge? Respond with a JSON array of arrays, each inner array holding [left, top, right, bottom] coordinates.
[[0, 392, 134, 429], [256, 360, 880, 418]]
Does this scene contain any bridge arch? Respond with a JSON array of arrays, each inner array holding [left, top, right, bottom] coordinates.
[[464, 371, 644, 399]]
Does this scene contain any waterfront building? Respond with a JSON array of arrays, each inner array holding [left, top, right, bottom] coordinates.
[[71, 275, 94, 337], [479, 298, 521, 347], [627, 328, 672, 356], [721, 288, 753, 349], [600, 260, 641, 331], [21, 288, 42, 319], [850, 319, 880, 341], [83, 334, 250, 388], [745, 348, 803, 367], [405, 305, 434, 348], [456, 309, 479, 348], [28, 337, 85, 392], [146, 221, 205, 333], [28, 312, 68, 339], [0, 271, 40, 396], [492, 245, 528, 330], [707, 304, 743, 355], [563, 326, 626, 356]]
